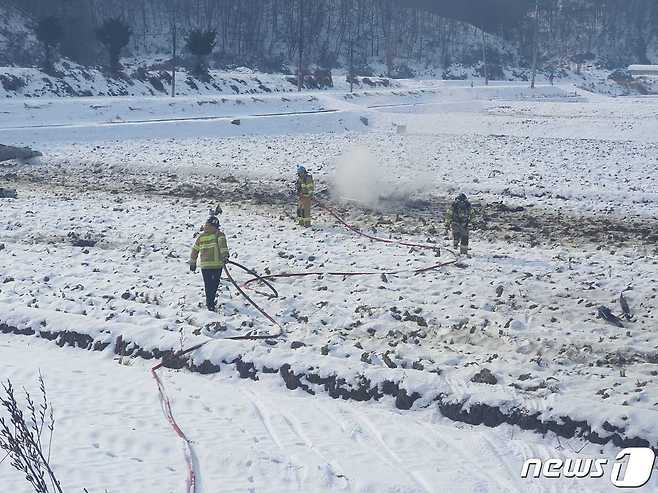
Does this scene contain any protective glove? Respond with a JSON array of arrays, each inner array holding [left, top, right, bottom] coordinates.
[[190, 263, 196, 273]]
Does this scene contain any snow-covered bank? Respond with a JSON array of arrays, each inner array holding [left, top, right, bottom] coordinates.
[[0, 82, 569, 132], [0, 63, 386, 98], [1, 335, 651, 493]]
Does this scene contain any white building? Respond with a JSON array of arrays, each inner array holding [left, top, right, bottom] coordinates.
[[628, 65, 658, 78]]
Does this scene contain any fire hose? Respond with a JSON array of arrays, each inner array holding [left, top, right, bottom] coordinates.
[[153, 198, 458, 493], [224, 262, 283, 335], [150, 318, 284, 493], [151, 265, 284, 493], [316, 199, 456, 254], [242, 199, 459, 290], [151, 343, 207, 493]]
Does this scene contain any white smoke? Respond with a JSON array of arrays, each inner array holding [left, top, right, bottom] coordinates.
[[332, 143, 435, 209], [332, 145, 382, 207]]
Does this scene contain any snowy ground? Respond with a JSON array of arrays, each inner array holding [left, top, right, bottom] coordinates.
[[1, 83, 657, 491], [0, 335, 649, 493]]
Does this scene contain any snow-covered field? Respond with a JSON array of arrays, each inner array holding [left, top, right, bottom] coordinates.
[[1, 83, 657, 491], [1, 335, 631, 493]]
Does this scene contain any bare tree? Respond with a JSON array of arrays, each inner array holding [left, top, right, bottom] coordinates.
[[170, 0, 178, 97], [297, 0, 304, 91], [481, 28, 489, 85], [530, 0, 540, 89]]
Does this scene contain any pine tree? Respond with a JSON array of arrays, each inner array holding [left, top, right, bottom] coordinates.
[[186, 29, 217, 78], [35, 16, 63, 73], [96, 17, 132, 74]]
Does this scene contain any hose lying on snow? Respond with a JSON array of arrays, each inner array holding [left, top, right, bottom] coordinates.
[[151, 342, 207, 493], [153, 200, 456, 493], [242, 200, 458, 291], [224, 262, 283, 336], [151, 315, 283, 493], [242, 259, 457, 290], [316, 199, 456, 255]]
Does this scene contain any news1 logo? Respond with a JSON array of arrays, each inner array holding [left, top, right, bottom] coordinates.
[[521, 448, 656, 488]]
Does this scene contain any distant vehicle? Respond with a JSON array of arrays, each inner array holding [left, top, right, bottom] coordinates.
[[627, 65, 658, 78], [0, 144, 42, 163]]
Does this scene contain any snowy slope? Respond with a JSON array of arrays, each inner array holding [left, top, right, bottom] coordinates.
[[1, 82, 657, 491], [0, 60, 397, 98], [0, 335, 649, 493]]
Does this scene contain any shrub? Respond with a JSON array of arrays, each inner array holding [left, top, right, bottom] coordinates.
[[0, 74, 27, 92], [392, 63, 415, 79], [0, 375, 63, 493], [609, 69, 633, 82]]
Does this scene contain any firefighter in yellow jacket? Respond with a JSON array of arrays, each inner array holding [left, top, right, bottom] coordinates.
[[296, 165, 315, 227], [190, 216, 230, 312]]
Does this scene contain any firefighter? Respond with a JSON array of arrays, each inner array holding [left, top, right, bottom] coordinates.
[[445, 193, 475, 255], [189, 216, 230, 312], [296, 165, 315, 227]]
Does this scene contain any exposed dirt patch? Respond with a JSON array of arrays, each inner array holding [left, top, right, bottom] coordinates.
[[3, 165, 657, 249], [1, 320, 654, 451]]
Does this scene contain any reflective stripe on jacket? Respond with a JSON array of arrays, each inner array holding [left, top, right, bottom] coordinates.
[[296, 174, 315, 197], [191, 232, 229, 269]]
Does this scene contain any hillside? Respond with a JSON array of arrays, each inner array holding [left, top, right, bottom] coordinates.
[[1, 0, 656, 81]]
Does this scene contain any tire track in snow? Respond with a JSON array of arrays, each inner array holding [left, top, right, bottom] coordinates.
[[239, 387, 313, 490], [241, 388, 351, 491], [336, 404, 434, 493], [415, 417, 524, 492], [279, 410, 351, 491]]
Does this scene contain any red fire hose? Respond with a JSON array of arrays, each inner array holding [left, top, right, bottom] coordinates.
[[151, 342, 208, 493], [242, 199, 458, 291], [316, 199, 455, 254], [154, 198, 457, 492]]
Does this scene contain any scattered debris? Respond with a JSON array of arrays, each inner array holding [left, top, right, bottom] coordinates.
[[382, 351, 397, 368], [0, 144, 43, 162], [67, 232, 98, 248], [598, 306, 624, 328], [619, 292, 633, 320], [471, 368, 498, 385], [0, 187, 18, 198]]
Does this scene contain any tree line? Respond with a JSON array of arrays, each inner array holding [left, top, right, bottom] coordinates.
[[4, 0, 658, 77]]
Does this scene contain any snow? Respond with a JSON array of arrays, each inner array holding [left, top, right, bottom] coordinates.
[[0, 59, 396, 99], [628, 65, 658, 72], [1, 335, 651, 492], [1, 81, 658, 490]]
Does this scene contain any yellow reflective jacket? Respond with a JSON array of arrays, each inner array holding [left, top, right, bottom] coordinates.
[[191, 231, 229, 269], [296, 173, 315, 198]]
